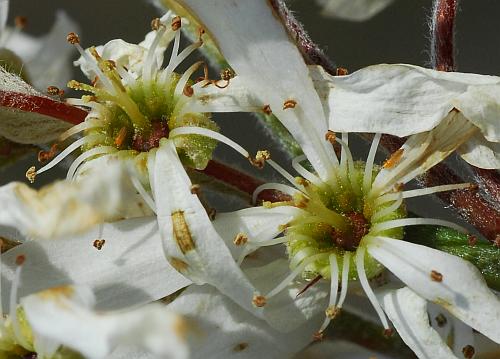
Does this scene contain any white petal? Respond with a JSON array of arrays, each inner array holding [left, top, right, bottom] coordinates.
[[457, 131, 500, 169], [1, 217, 190, 312], [318, 0, 394, 21], [0, 0, 9, 36], [22, 286, 189, 359], [298, 339, 391, 359], [245, 258, 329, 332], [151, 140, 261, 316], [0, 162, 134, 239], [317, 64, 500, 142], [26, 11, 79, 90], [176, 0, 337, 180], [168, 284, 322, 359], [378, 287, 457, 359], [367, 237, 500, 343], [213, 206, 303, 258]]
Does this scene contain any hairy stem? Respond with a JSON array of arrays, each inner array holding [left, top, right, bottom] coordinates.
[[430, 0, 458, 71]]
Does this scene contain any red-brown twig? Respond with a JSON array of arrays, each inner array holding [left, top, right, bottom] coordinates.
[[430, 0, 458, 71]]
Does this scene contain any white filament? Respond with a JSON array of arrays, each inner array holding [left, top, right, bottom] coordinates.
[[371, 218, 468, 234], [336, 252, 351, 309], [252, 183, 298, 204], [10, 262, 30, 349], [291, 155, 322, 186], [130, 175, 157, 213], [66, 146, 116, 180], [363, 133, 381, 194]]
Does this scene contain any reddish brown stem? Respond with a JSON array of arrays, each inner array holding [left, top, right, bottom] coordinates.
[[0, 90, 87, 125], [199, 160, 291, 203], [431, 0, 458, 71], [381, 135, 500, 243], [472, 167, 500, 205]]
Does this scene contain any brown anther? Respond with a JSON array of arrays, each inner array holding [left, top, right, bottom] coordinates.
[[190, 184, 201, 195], [114, 127, 128, 148], [430, 270, 443, 282], [383, 328, 394, 337], [183, 84, 194, 97], [198, 27, 206, 42], [38, 143, 58, 163], [295, 177, 310, 187], [105, 59, 116, 70], [394, 183, 405, 192], [325, 130, 336, 144], [14, 16, 28, 29], [220, 68, 235, 81], [233, 233, 248, 246], [171, 16, 182, 31], [262, 105, 272, 115], [468, 183, 479, 191], [252, 294, 266, 307], [233, 343, 248, 352], [295, 195, 309, 209], [207, 208, 217, 220], [435, 313, 447, 327], [467, 235, 477, 247], [282, 99, 297, 110], [15, 254, 26, 266], [93, 239, 105, 250], [462, 345, 475, 359], [325, 305, 340, 319], [151, 18, 162, 31], [91, 76, 99, 87], [47, 86, 61, 96], [249, 150, 271, 169], [66, 32, 80, 44], [312, 331, 324, 341], [383, 148, 404, 169], [26, 166, 36, 184], [335, 67, 348, 76]]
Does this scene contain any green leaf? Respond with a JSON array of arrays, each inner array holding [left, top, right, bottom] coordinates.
[[405, 225, 500, 291]]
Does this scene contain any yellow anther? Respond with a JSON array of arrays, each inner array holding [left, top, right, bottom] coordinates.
[[26, 166, 36, 183], [233, 233, 248, 246], [325, 305, 340, 319], [383, 148, 404, 169], [151, 18, 162, 31], [93, 239, 105, 250], [262, 105, 272, 115], [252, 294, 266, 307], [171, 16, 182, 31], [325, 130, 336, 144], [249, 150, 271, 169], [283, 99, 297, 110], [66, 32, 80, 44]]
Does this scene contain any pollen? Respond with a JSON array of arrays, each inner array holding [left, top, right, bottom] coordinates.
[[151, 18, 162, 31], [430, 270, 443, 282], [382, 148, 404, 169], [335, 67, 348, 76], [93, 239, 105, 250], [249, 150, 271, 168], [324, 130, 336, 144], [25, 166, 36, 183], [252, 294, 266, 307], [325, 305, 340, 319], [233, 233, 248, 246], [47, 85, 62, 96], [171, 16, 182, 31], [66, 32, 80, 44], [283, 99, 297, 110], [262, 105, 272, 115], [220, 68, 235, 81]]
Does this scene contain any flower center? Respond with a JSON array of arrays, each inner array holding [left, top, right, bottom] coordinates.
[[330, 211, 369, 251]]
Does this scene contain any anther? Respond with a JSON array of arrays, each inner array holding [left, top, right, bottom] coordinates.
[[233, 233, 248, 246], [467, 235, 477, 247], [262, 105, 272, 115], [383, 328, 394, 337], [295, 177, 310, 187], [93, 239, 105, 250], [335, 67, 348, 76], [435, 313, 447, 327], [47, 85, 64, 97], [25, 166, 36, 183], [325, 130, 336, 144], [220, 68, 235, 81], [183, 84, 194, 97], [151, 18, 162, 31], [105, 60, 116, 70], [383, 148, 404, 169], [38, 144, 58, 163], [430, 270, 443, 282], [15, 254, 26, 266], [114, 127, 128, 148], [190, 184, 201, 195], [249, 150, 271, 169], [197, 28, 206, 42], [283, 99, 297, 110], [67, 80, 81, 90], [462, 345, 475, 359], [393, 183, 404, 192], [66, 32, 80, 44], [325, 305, 340, 319], [14, 16, 27, 29], [207, 208, 217, 221], [91, 76, 99, 87], [252, 294, 266, 307], [312, 331, 324, 341], [171, 16, 182, 31], [294, 194, 309, 209]]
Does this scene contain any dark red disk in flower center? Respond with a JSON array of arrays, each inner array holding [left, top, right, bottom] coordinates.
[[330, 212, 370, 251], [131, 121, 169, 152]]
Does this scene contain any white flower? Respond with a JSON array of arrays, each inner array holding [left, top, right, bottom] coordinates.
[[162, 0, 500, 356], [316, 0, 394, 21]]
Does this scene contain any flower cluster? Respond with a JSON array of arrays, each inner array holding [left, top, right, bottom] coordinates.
[[0, 0, 498, 358]]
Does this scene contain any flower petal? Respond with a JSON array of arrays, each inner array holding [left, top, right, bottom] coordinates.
[[151, 139, 261, 316], [367, 236, 500, 343], [176, 0, 337, 180], [457, 131, 500, 169], [0, 162, 133, 239], [318, 0, 394, 21], [168, 284, 322, 358], [314, 64, 500, 142], [22, 285, 189, 359], [1, 217, 190, 312], [377, 287, 457, 359]]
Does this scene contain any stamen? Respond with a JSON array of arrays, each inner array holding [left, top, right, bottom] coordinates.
[[14, 16, 27, 29], [292, 155, 322, 185], [282, 99, 297, 110], [249, 150, 271, 169], [10, 255, 30, 349], [143, 19, 169, 85], [262, 105, 272, 115], [171, 16, 182, 31], [66, 146, 116, 180], [371, 194, 403, 222], [166, 41, 202, 74], [265, 253, 328, 299], [130, 175, 157, 213], [401, 183, 473, 199], [266, 159, 302, 189], [336, 252, 351, 309], [174, 61, 204, 99], [252, 183, 298, 204], [233, 233, 248, 246], [318, 254, 340, 333], [382, 148, 404, 169], [363, 133, 381, 194], [335, 137, 358, 192], [356, 247, 391, 330], [370, 218, 468, 235], [57, 121, 98, 142], [325, 130, 336, 144]]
